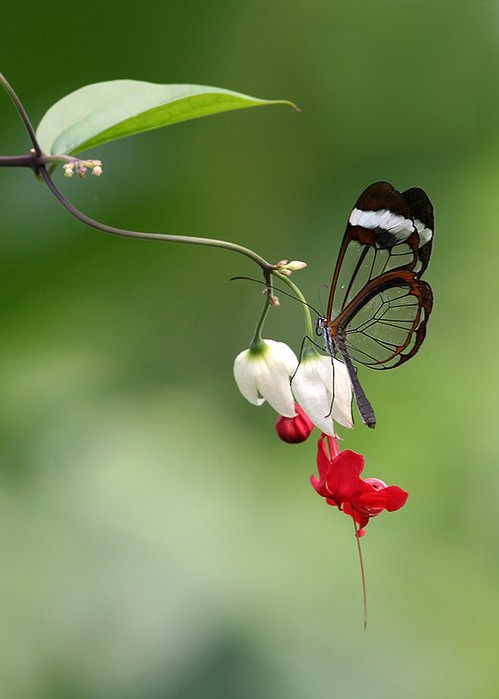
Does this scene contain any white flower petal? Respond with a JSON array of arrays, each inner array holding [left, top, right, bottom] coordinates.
[[292, 354, 353, 434], [233, 349, 265, 406], [329, 360, 353, 428], [262, 339, 299, 373], [233, 340, 298, 417]]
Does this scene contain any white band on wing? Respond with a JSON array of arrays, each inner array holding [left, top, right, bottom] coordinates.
[[414, 218, 433, 246], [349, 207, 415, 240]]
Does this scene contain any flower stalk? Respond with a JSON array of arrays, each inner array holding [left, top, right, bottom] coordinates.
[[272, 270, 314, 339]]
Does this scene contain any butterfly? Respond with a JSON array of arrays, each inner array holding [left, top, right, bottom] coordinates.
[[317, 181, 434, 428]]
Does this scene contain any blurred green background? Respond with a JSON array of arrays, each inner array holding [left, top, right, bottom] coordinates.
[[1, 1, 498, 698]]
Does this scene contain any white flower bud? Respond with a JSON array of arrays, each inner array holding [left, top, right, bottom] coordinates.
[[284, 260, 307, 271]]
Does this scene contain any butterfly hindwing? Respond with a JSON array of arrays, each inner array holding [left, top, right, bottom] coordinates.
[[335, 271, 433, 370]]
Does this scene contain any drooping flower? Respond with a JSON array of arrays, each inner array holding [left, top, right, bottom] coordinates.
[[233, 339, 298, 417], [275, 403, 314, 443], [311, 433, 408, 536], [292, 347, 353, 435]]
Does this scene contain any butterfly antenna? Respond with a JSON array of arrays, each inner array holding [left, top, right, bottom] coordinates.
[[352, 517, 368, 630]]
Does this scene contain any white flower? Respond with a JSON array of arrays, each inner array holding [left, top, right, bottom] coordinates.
[[292, 350, 353, 435], [233, 339, 298, 417]]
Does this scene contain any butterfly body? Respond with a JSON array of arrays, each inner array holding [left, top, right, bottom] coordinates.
[[321, 182, 434, 428]]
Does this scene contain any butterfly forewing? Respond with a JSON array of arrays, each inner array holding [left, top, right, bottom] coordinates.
[[326, 182, 431, 319], [401, 186, 434, 274], [328, 237, 419, 318]]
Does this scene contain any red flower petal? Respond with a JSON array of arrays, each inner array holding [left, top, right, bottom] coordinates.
[[324, 449, 365, 502], [356, 485, 409, 513], [310, 435, 332, 496]]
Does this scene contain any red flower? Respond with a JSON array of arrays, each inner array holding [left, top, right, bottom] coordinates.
[[275, 403, 314, 443], [311, 433, 408, 536]]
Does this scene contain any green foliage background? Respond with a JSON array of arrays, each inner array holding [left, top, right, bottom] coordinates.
[[1, 2, 498, 698]]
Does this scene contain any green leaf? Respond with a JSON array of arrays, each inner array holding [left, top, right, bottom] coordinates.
[[36, 80, 296, 156]]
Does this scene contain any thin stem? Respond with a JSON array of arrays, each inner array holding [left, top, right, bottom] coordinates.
[[0, 154, 40, 167], [352, 517, 368, 630], [39, 167, 269, 262], [39, 166, 273, 267], [248, 294, 272, 349], [0, 72, 42, 156], [0, 153, 99, 170], [272, 270, 314, 338]]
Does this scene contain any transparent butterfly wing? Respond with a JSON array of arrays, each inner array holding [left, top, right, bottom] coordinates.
[[335, 273, 433, 370]]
